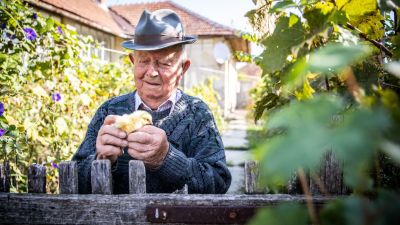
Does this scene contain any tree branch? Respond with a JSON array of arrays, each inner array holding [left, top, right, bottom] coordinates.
[[346, 23, 393, 57], [298, 168, 319, 225]]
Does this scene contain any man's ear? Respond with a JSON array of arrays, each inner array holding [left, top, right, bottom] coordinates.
[[128, 53, 135, 64], [181, 59, 191, 75]]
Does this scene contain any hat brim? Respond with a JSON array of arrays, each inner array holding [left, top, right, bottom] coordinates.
[[121, 36, 197, 51]]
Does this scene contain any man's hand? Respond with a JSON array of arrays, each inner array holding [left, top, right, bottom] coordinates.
[[96, 115, 128, 164], [126, 125, 169, 169]]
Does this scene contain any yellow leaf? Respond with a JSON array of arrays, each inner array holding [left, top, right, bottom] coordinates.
[[295, 79, 315, 100], [289, 14, 299, 27]]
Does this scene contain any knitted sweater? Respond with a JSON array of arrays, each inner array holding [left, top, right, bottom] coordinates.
[[72, 91, 231, 194]]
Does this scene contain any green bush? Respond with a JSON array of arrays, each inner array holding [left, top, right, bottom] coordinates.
[[186, 78, 226, 131], [0, 0, 133, 193]]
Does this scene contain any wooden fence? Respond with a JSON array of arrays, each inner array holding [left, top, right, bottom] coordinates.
[[0, 156, 342, 224]]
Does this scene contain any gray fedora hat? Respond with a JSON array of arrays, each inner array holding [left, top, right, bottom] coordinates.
[[121, 9, 197, 51]]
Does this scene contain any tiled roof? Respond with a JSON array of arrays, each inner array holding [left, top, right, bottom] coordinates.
[[110, 0, 238, 37], [31, 0, 130, 37]]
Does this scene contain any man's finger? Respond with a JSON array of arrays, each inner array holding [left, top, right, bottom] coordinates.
[[100, 133, 128, 147], [127, 131, 152, 144], [104, 115, 118, 125], [96, 145, 121, 158], [128, 148, 154, 160], [127, 142, 149, 152], [99, 124, 127, 139], [137, 125, 159, 133]]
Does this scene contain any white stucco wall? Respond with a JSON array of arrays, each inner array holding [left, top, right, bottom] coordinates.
[[183, 37, 238, 116]]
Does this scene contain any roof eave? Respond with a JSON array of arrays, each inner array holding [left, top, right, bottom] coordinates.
[[29, 1, 130, 38]]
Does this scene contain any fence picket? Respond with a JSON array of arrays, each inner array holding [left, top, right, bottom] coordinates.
[[28, 164, 46, 193], [0, 161, 10, 192], [59, 161, 79, 194], [91, 160, 112, 194], [129, 160, 146, 194]]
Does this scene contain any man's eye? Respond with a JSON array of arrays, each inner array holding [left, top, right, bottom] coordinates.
[[139, 60, 149, 64], [159, 60, 171, 65]]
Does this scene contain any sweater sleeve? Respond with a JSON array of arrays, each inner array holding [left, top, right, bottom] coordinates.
[[71, 101, 109, 194], [156, 107, 232, 194]]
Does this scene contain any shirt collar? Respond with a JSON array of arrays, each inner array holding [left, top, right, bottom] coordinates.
[[134, 89, 181, 113]]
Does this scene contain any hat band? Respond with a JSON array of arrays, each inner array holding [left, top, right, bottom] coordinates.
[[134, 35, 184, 46]]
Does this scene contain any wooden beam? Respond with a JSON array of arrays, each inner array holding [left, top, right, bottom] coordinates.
[[0, 193, 333, 225]]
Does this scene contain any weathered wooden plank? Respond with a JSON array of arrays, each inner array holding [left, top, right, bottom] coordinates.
[[91, 160, 112, 194], [244, 161, 267, 194], [129, 160, 146, 194], [0, 193, 333, 225], [59, 161, 78, 194], [0, 161, 10, 192], [28, 164, 46, 193]]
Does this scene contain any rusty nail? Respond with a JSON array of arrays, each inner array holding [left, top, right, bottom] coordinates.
[[229, 211, 237, 219]]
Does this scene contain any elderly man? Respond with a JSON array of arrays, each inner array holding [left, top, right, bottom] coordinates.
[[72, 9, 231, 194]]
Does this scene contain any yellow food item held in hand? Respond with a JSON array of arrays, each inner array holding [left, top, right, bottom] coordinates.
[[113, 110, 153, 133]]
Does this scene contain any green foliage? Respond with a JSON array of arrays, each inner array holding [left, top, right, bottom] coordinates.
[[261, 14, 306, 74], [0, 0, 133, 193], [321, 190, 400, 225], [255, 95, 390, 191], [245, 0, 400, 224], [186, 78, 225, 131], [248, 203, 308, 225]]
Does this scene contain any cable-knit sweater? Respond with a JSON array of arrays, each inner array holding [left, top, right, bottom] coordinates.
[[72, 91, 231, 194]]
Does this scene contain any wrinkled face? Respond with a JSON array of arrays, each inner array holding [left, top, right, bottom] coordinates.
[[130, 46, 190, 109]]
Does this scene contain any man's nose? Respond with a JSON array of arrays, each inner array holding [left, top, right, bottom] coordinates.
[[146, 63, 159, 77]]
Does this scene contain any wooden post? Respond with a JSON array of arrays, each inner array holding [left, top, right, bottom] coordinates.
[[0, 161, 10, 192], [173, 184, 188, 194], [28, 164, 46, 193], [310, 151, 347, 195], [129, 160, 146, 194], [287, 173, 301, 194], [244, 160, 266, 194], [59, 161, 78, 194], [91, 160, 112, 194]]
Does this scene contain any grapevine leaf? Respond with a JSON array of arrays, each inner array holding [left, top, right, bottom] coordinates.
[[256, 95, 344, 186], [337, 0, 384, 39], [254, 93, 279, 121], [304, 1, 335, 32], [308, 43, 371, 73], [269, 0, 296, 13], [294, 79, 315, 100], [336, 0, 376, 17], [260, 14, 306, 74], [248, 203, 308, 225], [255, 95, 390, 190]]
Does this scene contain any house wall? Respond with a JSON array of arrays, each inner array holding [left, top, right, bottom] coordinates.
[[33, 7, 125, 62], [236, 75, 260, 109], [183, 37, 238, 116]]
